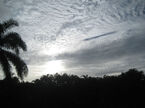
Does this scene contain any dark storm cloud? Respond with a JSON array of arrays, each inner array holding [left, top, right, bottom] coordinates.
[[57, 28, 145, 75]]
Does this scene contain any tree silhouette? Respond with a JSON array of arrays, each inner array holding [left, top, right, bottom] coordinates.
[[0, 19, 28, 80], [0, 68, 145, 107]]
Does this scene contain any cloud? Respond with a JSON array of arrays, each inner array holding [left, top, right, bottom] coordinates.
[[83, 31, 117, 41], [56, 28, 145, 76]]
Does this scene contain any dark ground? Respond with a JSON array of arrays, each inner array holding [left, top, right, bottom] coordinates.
[[0, 68, 145, 108]]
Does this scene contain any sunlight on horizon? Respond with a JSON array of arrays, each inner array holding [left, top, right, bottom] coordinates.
[[42, 60, 65, 75]]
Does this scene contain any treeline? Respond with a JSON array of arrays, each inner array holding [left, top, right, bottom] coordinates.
[[0, 68, 145, 108]]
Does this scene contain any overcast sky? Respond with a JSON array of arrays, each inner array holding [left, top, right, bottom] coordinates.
[[0, 0, 145, 81]]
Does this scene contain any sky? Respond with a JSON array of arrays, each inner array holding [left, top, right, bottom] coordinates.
[[0, 0, 145, 81]]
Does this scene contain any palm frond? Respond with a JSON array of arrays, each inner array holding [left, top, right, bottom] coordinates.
[[0, 49, 12, 79], [0, 19, 28, 80], [0, 24, 3, 35], [3, 49, 28, 80], [0, 32, 27, 54], [0, 19, 18, 34]]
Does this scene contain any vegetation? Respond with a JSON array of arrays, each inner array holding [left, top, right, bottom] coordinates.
[[0, 68, 145, 107], [0, 19, 28, 80]]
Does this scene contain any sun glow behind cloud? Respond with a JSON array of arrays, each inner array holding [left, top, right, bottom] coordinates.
[[41, 28, 87, 56], [42, 60, 65, 75]]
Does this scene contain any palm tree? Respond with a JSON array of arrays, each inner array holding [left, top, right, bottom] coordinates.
[[0, 19, 28, 80]]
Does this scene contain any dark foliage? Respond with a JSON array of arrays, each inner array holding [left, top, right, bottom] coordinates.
[[0, 68, 145, 108]]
